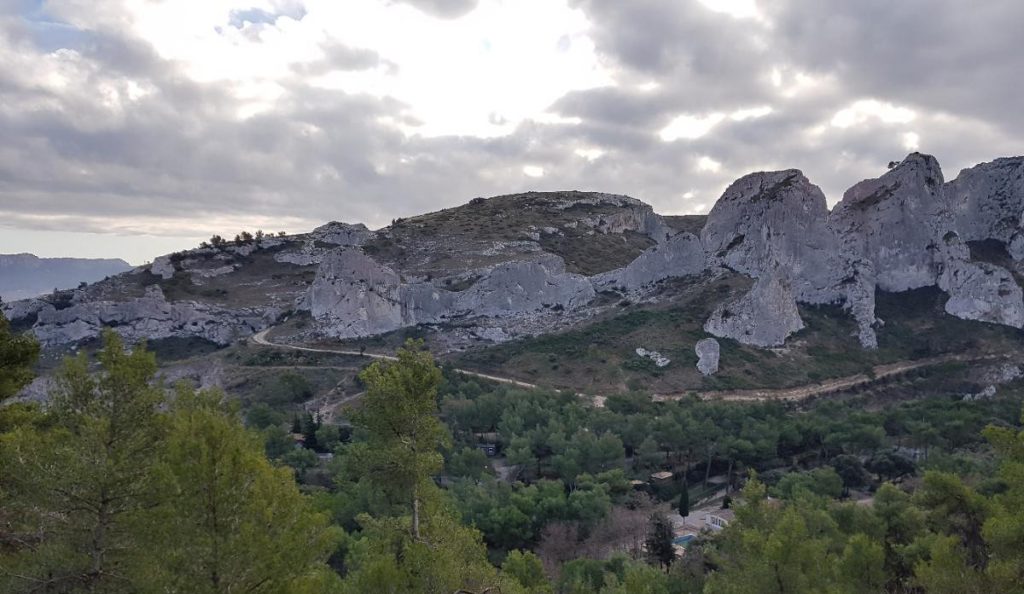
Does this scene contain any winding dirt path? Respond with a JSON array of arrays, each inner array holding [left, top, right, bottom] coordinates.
[[253, 330, 1001, 407], [657, 352, 998, 403], [251, 329, 540, 390]]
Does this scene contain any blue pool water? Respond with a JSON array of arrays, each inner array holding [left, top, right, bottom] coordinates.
[[673, 534, 696, 545]]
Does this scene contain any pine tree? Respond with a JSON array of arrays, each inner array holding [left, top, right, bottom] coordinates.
[[0, 309, 39, 402], [139, 385, 340, 593], [0, 330, 165, 592], [348, 339, 450, 539], [679, 487, 690, 518]]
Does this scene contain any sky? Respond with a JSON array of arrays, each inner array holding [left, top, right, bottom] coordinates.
[[0, 0, 1021, 264]]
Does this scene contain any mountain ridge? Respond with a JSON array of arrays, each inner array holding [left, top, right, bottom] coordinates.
[[0, 253, 132, 302], [4, 152, 1024, 395]]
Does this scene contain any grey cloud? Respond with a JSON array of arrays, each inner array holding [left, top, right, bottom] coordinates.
[[1, 0, 1022, 247]]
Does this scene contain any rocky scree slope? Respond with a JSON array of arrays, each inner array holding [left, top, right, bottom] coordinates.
[[5, 156, 1024, 365]]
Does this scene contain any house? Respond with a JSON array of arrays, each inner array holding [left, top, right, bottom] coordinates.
[[475, 443, 498, 457], [650, 471, 674, 487], [706, 509, 735, 531]]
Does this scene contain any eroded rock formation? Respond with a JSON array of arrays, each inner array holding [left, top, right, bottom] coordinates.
[[8, 155, 1024, 357], [695, 338, 720, 375]]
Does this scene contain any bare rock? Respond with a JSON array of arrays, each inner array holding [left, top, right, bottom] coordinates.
[[312, 221, 372, 246], [946, 157, 1024, 248], [29, 284, 270, 346], [635, 347, 671, 367], [458, 256, 595, 317], [704, 273, 805, 347], [592, 232, 705, 291], [150, 255, 175, 280], [830, 153, 950, 293], [703, 169, 844, 304], [695, 338, 720, 375], [308, 249, 409, 338], [308, 250, 593, 339], [937, 233, 1024, 327]]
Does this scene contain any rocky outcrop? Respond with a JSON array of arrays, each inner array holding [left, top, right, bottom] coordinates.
[[700, 169, 867, 347], [308, 249, 412, 338], [458, 256, 595, 318], [704, 273, 805, 347], [946, 157, 1024, 250], [13, 162, 1024, 354], [150, 255, 176, 279], [24, 286, 272, 346], [702, 170, 844, 304], [635, 347, 671, 367], [695, 338, 720, 375], [593, 232, 704, 291], [830, 153, 951, 293], [550, 193, 676, 242], [937, 233, 1024, 327], [308, 250, 594, 339], [829, 153, 1024, 339], [274, 222, 371, 266]]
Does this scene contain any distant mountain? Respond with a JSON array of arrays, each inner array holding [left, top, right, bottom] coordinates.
[[0, 253, 132, 301]]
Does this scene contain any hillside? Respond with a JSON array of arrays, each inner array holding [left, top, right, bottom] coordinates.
[[4, 153, 1024, 400]]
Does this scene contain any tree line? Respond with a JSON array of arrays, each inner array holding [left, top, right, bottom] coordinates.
[[3, 310, 1024, 593]]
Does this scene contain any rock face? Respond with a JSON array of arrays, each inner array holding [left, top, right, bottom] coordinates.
[[307, 249, 411, 338], [946, 157, 1024, 249], [28, 286, 271, 346], [274, 222, 371, 266], [695, 338, 720, 375], [308, 250, 594, 339], [830, 153, 951, 293], [700, 170, 854, 346], [937, 233, 1024, 327], [635, 347, 671, 367], [704, 273, 805, 347], [593, 232, 704, 291], [702, 170, 843, 304], [457, 256, 595, 318], [830, 153, 1024, 337]]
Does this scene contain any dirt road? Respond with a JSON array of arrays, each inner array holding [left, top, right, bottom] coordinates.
[[251, 329, 540, 390], [657, 352, 995, 403], [253, 330, 997, 407]]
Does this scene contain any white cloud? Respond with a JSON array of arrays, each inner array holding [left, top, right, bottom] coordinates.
[[574, 147, 605, 160], [730, 105, 772, 121], [696, 156, 722, 172], [831, 99, 916, 128], [77, 0, 613, 138], [659, 112, 726, 141], [903, 131, 921, 151], [697, 0, 762, 20], [523, 165, 545, 177]]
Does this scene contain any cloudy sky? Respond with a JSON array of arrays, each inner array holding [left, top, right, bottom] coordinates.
[[0, 0, 1021, 264]]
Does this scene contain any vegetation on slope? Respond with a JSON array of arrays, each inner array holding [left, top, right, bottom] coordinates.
[[4, 308, 1024, 593], [454, 283, 1024, 395]]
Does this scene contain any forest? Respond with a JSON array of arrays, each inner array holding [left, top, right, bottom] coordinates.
[[2, 311, 1024, 593]]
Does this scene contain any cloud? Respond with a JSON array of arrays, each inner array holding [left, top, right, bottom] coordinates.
[[1, 0, 1022, 263], [396, 0, 479, 19]]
